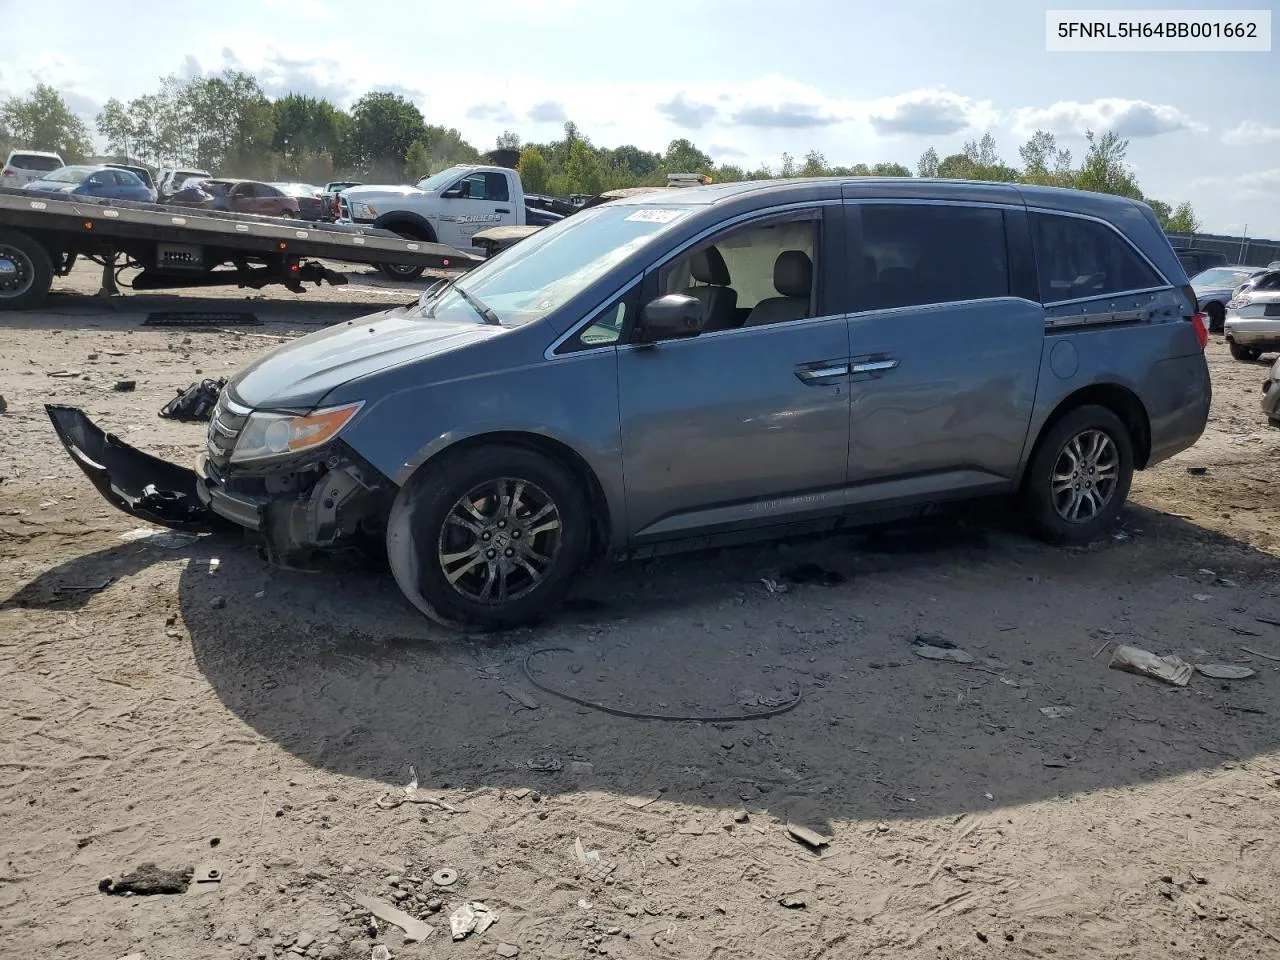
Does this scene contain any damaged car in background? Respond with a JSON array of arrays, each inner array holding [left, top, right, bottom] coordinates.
[[49, 177, 1211, 630]]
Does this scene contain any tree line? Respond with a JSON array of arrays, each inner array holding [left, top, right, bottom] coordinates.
[[0, 73, 1199, 233]]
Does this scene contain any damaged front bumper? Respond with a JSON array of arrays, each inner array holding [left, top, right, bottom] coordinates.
[[46, 405, 393, 558]]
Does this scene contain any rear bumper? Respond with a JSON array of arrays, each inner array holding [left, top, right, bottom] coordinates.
[[1263, 373, 1280, 420], [1225, 317, 1280, 348]]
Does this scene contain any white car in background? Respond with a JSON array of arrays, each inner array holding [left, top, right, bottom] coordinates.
[[1, 150, 65, 187], [1224, 270, 1280, 362]]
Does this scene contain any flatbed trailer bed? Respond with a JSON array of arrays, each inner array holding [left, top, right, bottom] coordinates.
[[0, 187, 480, 311]]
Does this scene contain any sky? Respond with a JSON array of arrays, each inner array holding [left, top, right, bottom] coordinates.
[[0, 0, 1277, 236]]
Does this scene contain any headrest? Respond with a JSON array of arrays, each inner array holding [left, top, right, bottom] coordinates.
[[689, 246, 730, 286], [773, 250, 813, 298]]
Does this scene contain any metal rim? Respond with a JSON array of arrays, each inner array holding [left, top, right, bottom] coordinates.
[[437, 477, 563, 605], [384, 262, 420, 277], [0, 243, 35, 300], [1051, 428, 1119, 523]]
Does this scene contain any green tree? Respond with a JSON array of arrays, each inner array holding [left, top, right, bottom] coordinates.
[[496, 130, 521, 151], [936, 153, 974, 179], [419, 124, 480, 169], [1018, 130, 1073, 187], [96, 98, 137, 161], [871, 161, 911, 177], [917, 147, 939, 178], [517, 145, 550, 193], [779, 152, 797, 178], [562, 138, 603, 195], [800, 150, 828, 177], [713, 163, 746, 182], [404, 138, 433, 181], [663, 138, 712, 175], [179, 71, 275, 172], [272, 93, 347, 163], [1075, 129, 1142, 199], [1147, 199, 1173, 228], [345, 91, 426, 176], [0, 84, 93, 161], [1166, 201, 1200, 234]]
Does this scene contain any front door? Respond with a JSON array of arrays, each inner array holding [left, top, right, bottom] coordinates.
[[438, 171, 515, 251], [842, 201, 1044, 493], [617, 210, 852, 542]]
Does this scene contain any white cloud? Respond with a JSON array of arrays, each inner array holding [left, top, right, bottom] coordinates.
[[1010, 98, 1202, 139], [1222, 121, 1280, 146], [869, 90, 999, 137]]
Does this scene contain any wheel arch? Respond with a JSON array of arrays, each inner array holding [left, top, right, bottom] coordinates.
[[396, 429, 614, 558], [371, 212, 438, 243], [1020, 382, 1152, 487]]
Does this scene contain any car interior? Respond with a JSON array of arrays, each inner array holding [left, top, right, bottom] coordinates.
[[661, 220, 816, 330]]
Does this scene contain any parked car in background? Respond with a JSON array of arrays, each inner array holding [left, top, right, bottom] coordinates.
[[325, 180, 362, 194], [1224, 272, 1280, 362], [158, 167, 212, 200], [104, 162, 157, 199], [2, 150, 65, 187], [210, 180, 301, 218], [23, 165, 154, 202], [1262, 356, 1280, 427], [167, 178, 217, 208], [1174, 247, 1228, 276], [270, 183, 326, 220], [50, 179, 1211, 630], [1190, 265, 1269, 332]]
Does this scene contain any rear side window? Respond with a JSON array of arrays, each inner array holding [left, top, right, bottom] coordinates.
[[1031, 213, 1163, 303], [856, 204, 1009, 311], [11, 153, 62, 172]]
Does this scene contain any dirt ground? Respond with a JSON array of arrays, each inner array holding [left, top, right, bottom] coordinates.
[[3, 262, 1280, 960]]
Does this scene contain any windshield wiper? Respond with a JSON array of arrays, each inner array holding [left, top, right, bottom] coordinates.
[[455, 286, 502, 326]]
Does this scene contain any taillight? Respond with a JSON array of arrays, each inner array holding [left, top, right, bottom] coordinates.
[[1191, 312, 1208, 349], [1, 169, 14, 177]]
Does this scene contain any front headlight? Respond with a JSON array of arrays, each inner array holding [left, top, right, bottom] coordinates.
[[230, 402, 363, 463], [352, 201, 377, 220]]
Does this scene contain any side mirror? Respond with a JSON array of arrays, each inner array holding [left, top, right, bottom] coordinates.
[[638, 294, 703, 342], [441, 184, 464, 199]]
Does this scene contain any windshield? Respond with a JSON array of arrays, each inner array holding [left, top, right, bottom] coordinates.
[[45, 165, 94, 183], [414, 166, 469, 192], [1193, 267, 1255, 287], [420, 204, 691, 327]]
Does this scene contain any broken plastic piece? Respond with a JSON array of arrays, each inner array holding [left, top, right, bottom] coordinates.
[[348, 893, 434, 943], [1109, 645, 1193, 687]]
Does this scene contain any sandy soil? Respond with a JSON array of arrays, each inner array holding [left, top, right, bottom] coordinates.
[[3, 263, 1280, 960]]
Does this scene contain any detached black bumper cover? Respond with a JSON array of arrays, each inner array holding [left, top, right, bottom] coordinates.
[[46, 404, 236, 532]]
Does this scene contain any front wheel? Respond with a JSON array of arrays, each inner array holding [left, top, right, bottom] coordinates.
[[386, 445, 592, 629], [1022, 405, 1134, 545], [1229, 341, 1261, 362], [0, 229, 54, 311], [378, 262, 426, 281]]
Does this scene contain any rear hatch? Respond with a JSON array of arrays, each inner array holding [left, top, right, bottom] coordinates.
[[3, 152, 63, 186]]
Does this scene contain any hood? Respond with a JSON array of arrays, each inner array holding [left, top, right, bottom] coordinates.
[[25, 181, 75, 193], [228, 308, 502, 409], [1191, 284, 1236, 302], [341, 184, 428, 201]]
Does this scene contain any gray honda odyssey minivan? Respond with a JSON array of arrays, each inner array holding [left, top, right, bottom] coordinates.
[[50, 177, 1212, 628]]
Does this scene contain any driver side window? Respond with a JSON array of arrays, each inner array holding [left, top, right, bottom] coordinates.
[[656, 218, 818, 332]]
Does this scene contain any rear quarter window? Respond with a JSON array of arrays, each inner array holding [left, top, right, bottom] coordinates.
[[10, 154, 63, 172], [1031, 213, 1163, 303]]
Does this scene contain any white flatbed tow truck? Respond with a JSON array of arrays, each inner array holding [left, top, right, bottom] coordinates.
[[0, 186, 480, 311]]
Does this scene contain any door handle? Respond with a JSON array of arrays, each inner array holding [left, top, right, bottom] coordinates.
[[495, 207, 510, 213], [850, 358, 899, 374], [795, 363, 849, 384]]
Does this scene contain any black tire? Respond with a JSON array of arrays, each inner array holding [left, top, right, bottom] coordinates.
[[378, 262, 426, 281], [386, 444, 592, 630], [1022, 404, 1135, 545], [1205, 301, 1225, 333], [1270, 416, 1280, 429], [0, 228, 54, 311], [1229, 341, 1261, 362]]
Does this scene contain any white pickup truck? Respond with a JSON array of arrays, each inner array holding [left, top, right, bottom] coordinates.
[[338, 164, 569, 279]]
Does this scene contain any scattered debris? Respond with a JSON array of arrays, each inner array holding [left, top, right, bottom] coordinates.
[[100, 863, 194, 895], [1192, 593, 1213, 602], [786, 823, 830, 850], [0, 394, 6, 414], [113, 380, 136, 392], [118, 528, 199, 550], [1186, 466, 1208, 475], [623, 795, 659, 809], [52, 577, 113, 596], [1039, 705, 1075, 719], [194, 863, 223, 884], [760, 578, 789, 594], [159, 377, 227, 422], [526, 755, 563, 773], [449, 901, 498, 940], [780, 562, 845, 586], [431, 868, 458, 888], [1111, 530, 1130, 541], [207, 558, 220, 573], [209, 596, 225, 610], [1109, 645, 1193, 687], [47, 369, 83, 378], [1194, 664, 1256, 680], [502, 686, 540, 710], [347, 893, 434, 942], [405, 766, 418, 792], [496, 945, 520, 958], [370, 947, 392, 960], [1257, 617, 1280, 629], [733, 809, 750, 823], [1242, 646, 1280, 663], [779, 894, 807, 909], [913, 637, 975, 665], [144, 310, 262, 327]]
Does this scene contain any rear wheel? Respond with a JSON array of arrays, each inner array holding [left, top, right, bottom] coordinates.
[[378, 262, 427, 281], [386, 445, 592, 629], [1205, 301, 1225, 333], [1229, 341, 1261, 362], [0, 229, 53, 311], [1022, 405, 1134, 545]]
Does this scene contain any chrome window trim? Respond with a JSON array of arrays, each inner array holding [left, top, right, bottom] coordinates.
[[1042, 284, 1173, 309], [1023, 204, 1172, 289], [543, 275, 642, 360], [845, 295, 1043, 320]]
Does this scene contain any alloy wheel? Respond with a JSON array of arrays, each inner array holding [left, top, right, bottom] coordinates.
[[0, 243, 34, 300], [1051, 429, 1119, 523]]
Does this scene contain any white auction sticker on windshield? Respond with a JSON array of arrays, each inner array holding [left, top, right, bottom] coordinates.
[[624, 208, 686, 224]]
